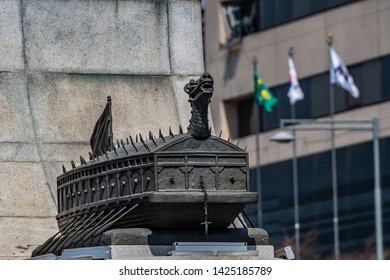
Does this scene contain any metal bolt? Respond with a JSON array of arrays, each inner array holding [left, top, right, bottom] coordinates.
[[230, 175, 235, 183], [170, 176, 174, 184]]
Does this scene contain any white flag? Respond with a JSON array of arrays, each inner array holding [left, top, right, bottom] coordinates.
[[329, 47, 359, 98], [287, 56, 304, 105]]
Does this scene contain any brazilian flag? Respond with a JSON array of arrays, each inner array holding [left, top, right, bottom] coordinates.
[[254, 70, 277, 112]]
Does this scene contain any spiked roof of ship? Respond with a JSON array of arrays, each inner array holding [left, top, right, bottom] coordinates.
[[62, 128, 241, 173]]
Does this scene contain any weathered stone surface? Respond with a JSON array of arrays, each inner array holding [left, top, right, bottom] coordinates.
[[42, 161, 71, 201], [97, 228, 272, 259], [0, 143, 39, 162], [0, 217, 58, 260], [40, 143, 90, 162], [0, 73, 35, 142], [171, 76, 197, 130], [0, 0, 24, 72], [27, 74, 181, 142], [24, 0, 170, 74], [109, 245, 275, 259], [101, 228, 153, 246], [0, 162, 57, 217], [248, 228, 269, 246], [169, 0, 204, 75], [0, 0, 210, 260]]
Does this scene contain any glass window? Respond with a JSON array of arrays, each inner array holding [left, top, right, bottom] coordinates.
[[382, 55, 390, 100], [277, 0, 292, 24], [292, 0, 311, 19], [310, 74, 330, 117], [237, 98, 254, 137], [362, 59, 381, 105], [235, 55, 389, 136], [261, 0, 276, 29], [311, 0, 327, 13], [294, 78, 311, 118], [333, 85, 346, 113], [220, 0, 360, 39], [279, 84, 292, 118], [327, 0, 350, 8]]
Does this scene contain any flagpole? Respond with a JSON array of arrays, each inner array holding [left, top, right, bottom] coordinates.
[[288, 47, 301, 260], [107, 96, 114, 150], [327, 32, 340, 260], [253, 55, 263, 228]]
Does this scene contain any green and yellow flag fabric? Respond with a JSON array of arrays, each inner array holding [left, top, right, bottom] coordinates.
[[253, 70, 277, 112]]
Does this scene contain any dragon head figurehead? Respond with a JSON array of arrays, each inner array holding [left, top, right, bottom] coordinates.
[[184, 73, 214, 140]]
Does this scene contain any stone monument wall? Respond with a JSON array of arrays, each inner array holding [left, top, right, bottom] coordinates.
[[0, 0, 205, 259]]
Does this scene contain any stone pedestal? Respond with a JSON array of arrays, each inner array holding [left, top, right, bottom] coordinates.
[[0, 0, 207, 259], [96, 228, 273, 259]]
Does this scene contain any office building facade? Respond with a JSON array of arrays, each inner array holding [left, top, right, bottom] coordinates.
[[203, 0, 390, 258]]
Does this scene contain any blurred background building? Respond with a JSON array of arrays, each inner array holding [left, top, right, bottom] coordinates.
[[203, 0, 390, 259]]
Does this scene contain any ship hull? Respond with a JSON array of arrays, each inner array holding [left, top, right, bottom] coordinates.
[[57, 191, 258, 231]]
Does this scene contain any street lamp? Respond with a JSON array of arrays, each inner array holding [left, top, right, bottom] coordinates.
[[270, 118, 383, 260], [270, 129, 300, 259]]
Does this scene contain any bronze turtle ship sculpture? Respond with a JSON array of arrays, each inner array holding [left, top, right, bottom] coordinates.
[[32, 73, 258, 257]]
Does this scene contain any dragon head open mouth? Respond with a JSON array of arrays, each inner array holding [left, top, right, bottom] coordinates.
[[185, 72, 214, 102], [184, 73, 214, 140]]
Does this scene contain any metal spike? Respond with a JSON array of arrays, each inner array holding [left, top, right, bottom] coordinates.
[[209, 126, 212, 134], [139, 134, 150, 151], [62, 165, 66, 173], [116, 139, 120, 148], [169, 127, 174, 138], [227, 135, 231, 142], [244, 145, 247, 151], [121, 139, 129, 155], [126, 138, 130, 145], [71, 160, 76, 169], [236, 140, 240, 146], [136, 134, 139, 142], [219, 130, 223, 138], [88, 152, 93, 160], [179, 125, 183, 134], [113, 146, 118, 156], [80, 156, 86, 165], [104, 151, 109, 159], [93, 152, 99, 161], [149, 131, 158, 147], [159, 129, 165, 142], [130, 136, 138, 152]]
